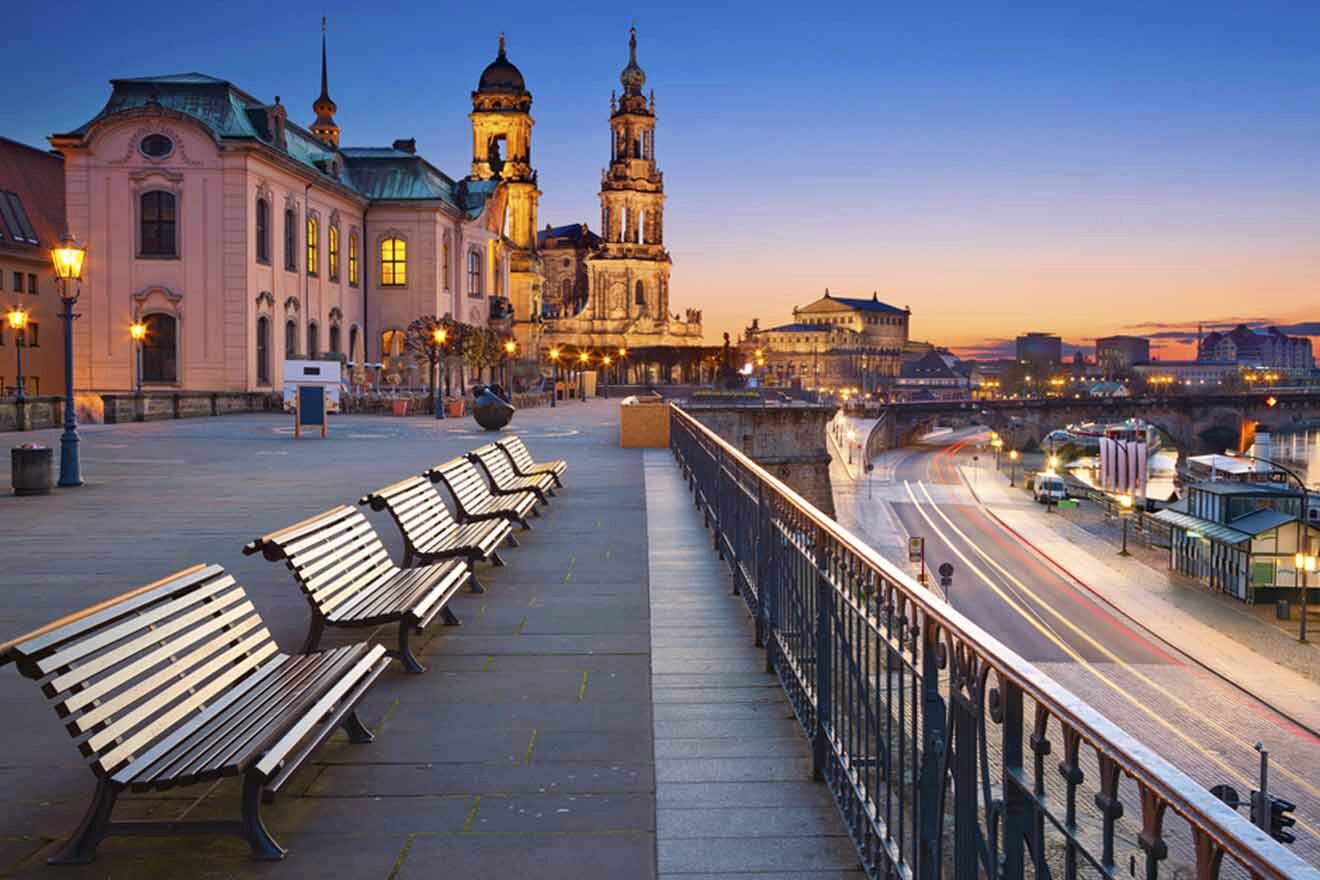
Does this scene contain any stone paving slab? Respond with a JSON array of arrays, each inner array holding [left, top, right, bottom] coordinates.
[[644, 450, 863, 879], [0, 402, 659, 878]]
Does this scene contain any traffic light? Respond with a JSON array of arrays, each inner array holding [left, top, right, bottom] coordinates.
[[1250, 792, 1297, 845]]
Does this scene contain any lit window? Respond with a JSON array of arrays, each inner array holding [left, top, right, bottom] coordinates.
[[328, 226, 340, 280], [380, 237, 406, 286], [306, 216, 319, 276], [348, 232, 359, 286]]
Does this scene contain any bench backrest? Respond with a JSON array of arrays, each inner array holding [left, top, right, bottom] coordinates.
[[428, 457, 494, 509], [469, 444, 518, 486], [361, 475, 457, 553], [0, 564, 278, 777], [245, 505, 396, 617], [498, 436, 536, 472]]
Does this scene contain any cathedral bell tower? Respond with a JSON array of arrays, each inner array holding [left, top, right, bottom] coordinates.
[[309, 17, 340, 148], [590, 27, 670, 322], [471, 33, 541, 350]]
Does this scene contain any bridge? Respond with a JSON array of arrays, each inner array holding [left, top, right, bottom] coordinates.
[[859, 392, 1320, 454]]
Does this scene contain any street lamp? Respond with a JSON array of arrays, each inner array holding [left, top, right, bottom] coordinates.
[[1296, 551, 1317, 643], [6, 308, 27, 403], [1118, 493, 1134, 556], [432, 327, 448, 420], [503, 338, 517, 390], [1008, 449, 1019, 487], [578, 350, 590, 400], [50, 233, 86, 487], [549, 347, 560, 408], [129, 321, 147, 396], [601, 355, 612, 399]]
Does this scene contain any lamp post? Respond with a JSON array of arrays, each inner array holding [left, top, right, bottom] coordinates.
[[6, 308, 27, 402], [1118, 493, 1134, 556], [51, 234, 86, 487], [432, 327, 448, 420], [1296, 551, 1317, 643], [129, 321, 146, 396], [578, 350, 590, 400], [503, 339, 517, 390], [1008, 449, 1019, 487], [549, 347, 560, 408], [601, 355, 612, 399], [618, 347, 627, 387]]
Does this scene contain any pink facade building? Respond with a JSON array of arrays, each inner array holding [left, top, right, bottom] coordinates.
[[50, 32, 512, 394]]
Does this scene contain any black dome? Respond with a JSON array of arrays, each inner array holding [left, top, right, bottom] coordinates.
[[477, 36, 526, 94]]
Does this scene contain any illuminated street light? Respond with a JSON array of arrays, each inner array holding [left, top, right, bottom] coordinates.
[[1008, 449, 1019, 487], [130, 321, 147, 395], [1118, 493, 1134, 556], [49, 233, 87, 486], [6, 308, 28, 403], [1296, 551, 1317, 643], [431, 326, 449, 420]]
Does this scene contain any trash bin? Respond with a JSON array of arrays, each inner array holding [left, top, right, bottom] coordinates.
[[11, 444, 53, 496], [1277, 599, 1291, 620]]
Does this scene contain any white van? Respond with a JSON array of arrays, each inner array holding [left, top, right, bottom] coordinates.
[[1032, 472, 1068, 504]]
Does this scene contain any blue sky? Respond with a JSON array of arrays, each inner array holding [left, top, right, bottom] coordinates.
[[4, 0, 1318, 353]]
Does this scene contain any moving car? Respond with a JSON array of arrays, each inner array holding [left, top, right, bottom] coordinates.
[[1032, 472, 1068, 504]]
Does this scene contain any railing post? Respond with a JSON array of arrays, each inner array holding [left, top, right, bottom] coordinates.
[[919, 615, 947, 880], [813, 525, 832, 782], [1000, 680, 1027, 880], [754, 481, 766, 647]]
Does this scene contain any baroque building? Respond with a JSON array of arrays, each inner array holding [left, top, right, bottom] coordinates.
[[744, 290, 909, 392], [539, 29, 703, 353]]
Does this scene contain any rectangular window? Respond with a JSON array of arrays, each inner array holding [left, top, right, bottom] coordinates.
[[27, 273, 36, 294], [348, 233, 359, 286], [25, 323, 38, 347], [12, 271, 21, 291], [306, 216, 318, 276]]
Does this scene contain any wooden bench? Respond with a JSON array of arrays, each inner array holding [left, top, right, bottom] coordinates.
[[498, 435, 567, 488], [469, 443, 557, 506], [0, 563, 388, 864], [245, 505, 471, 674], [361, 474, 516, 592], [428, 457, 539, 530]]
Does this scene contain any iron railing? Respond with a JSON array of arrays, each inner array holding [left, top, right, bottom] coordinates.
[[668, 403, 1317, 880]]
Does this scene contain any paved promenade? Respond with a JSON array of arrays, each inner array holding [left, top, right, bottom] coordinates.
[[0, 402, 854, 878]]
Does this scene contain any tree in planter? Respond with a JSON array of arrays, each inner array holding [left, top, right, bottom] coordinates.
[[404, 315, 448, 398]]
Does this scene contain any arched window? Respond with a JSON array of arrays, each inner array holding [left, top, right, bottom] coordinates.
[[256, 316, 270, 385], [381, 329, 405, 358], [348, 232, 359, 286], [348, 325, 359, 361], [255, 198, 270, 263], [328, 324, 341, 355], [467, 250, 482, 297], [380, 237, 406, 286], [561, 278, 571, 301], [306, 216, 319, 276], [328, 225, 340, 280], [140, 314, 178, 382], [284, 208, 297, 270], [634, 280, 646, 306], [307, 323, 319, 358], [285, 319, 298, 357], [139, 191, 177, 257]]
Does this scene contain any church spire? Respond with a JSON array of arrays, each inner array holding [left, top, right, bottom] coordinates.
[[310, 16, 340, 148]]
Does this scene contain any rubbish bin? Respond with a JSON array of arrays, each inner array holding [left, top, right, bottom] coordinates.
[[11, 444, 53, 496], [1277, 599, 1291, 621]]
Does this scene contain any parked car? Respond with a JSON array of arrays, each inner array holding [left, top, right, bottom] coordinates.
[[1032, 472, 1068, 504]]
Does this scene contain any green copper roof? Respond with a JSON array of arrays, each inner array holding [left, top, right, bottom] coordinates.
[[58, 73, 490, 215]]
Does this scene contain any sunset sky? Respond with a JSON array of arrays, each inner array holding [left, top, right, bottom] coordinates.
[[4, 1, 1317, 358]]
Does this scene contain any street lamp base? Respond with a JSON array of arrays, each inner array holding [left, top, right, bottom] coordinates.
[[57, 429, 83, 487]]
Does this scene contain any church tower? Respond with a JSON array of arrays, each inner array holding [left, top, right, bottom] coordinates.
[[309, 18, 340, 148], [589, 27, 670, 323], [471, 34, 541, 349]]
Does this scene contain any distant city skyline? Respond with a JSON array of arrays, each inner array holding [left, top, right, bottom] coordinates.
[[3, 1, 1317, 355]]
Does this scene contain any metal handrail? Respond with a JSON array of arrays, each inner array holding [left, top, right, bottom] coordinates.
[[668, 401, 1317, 880]]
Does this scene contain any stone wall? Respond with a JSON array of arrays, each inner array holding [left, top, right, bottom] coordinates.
[[100, 391, 278, 425], [685, 402, 838, 518], [0, 397, 64, 432]]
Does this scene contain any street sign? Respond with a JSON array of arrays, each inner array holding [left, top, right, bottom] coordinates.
[[908, 537, 924, 564], [295, 385, 328, 439]]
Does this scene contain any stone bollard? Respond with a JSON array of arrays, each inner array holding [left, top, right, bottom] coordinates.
[[11, 444, 53, 496]]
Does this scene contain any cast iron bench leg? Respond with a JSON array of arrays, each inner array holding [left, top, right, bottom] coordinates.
[[506, 533, 521, 548], [47, 779, 118, 865], [241, 772, 286, 861], [441, 606, 461, 626], [470, 573, 487, 594], [300, 617, 325, 654], [489, 551, 506, 567], [341, 710, 374, 744], [391, 620, 427, 674]]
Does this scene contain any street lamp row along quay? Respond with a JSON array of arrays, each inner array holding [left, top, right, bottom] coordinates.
[[51, 234, 87, 487]]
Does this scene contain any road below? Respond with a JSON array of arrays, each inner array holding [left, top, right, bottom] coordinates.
[[831, 430, 1320, 867]]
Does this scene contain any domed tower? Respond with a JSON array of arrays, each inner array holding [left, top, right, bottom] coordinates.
[[589, 27, 670, 322], [309, 17, 340, 148], [471, 34, 541, 347]]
